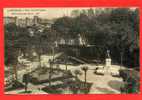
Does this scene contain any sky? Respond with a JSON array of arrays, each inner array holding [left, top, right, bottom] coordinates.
[[4, 7, 136, 19], [4, 8, 92, 19]]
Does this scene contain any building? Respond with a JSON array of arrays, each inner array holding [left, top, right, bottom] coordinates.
[[38, 18, 54, 28], [33, 16, 39, 25], [4, 16, 54, 28], [58, 34, 86, 46], [25, 17, 34, 26], [17, 16, 39, 27], [16, 18, 27, 27], [4, 17, 17, 25], [4, 16, 40, 27]]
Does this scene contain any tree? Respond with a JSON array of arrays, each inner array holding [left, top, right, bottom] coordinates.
[[71, 10, 81, 17], [74, 69, 82, 79], [22, 74, 30, 92], [48, 59, 53, 86], [81, 66, 88, 84]]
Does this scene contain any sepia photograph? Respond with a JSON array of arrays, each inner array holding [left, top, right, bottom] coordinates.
[[4, 7, 140, 94]]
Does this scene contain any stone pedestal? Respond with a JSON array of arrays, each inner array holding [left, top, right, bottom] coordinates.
[[106, 58, 111, 67], [105, 58, 111, 74]]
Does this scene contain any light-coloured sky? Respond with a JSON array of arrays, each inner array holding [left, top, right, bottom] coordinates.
[[4, 8, 92, 19], [4, 7, 136, 19]]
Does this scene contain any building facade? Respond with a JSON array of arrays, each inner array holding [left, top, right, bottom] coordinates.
[[4, 16, 42, 27], [4, 17, 17, 25]]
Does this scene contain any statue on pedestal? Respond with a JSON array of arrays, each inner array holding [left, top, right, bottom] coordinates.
[[105, 50, 111, 74], [107, 49, 110, 58]]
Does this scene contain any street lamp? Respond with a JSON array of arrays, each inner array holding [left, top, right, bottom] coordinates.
[[52, 41, 58, 63], [120, 51, 123, 70], [65, 55, 68, 71], [38, 29, 43, 68]]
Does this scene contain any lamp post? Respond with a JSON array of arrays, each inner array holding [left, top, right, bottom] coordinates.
[[39, 36, 42, 68], [38, 29, 43, 68], [65, 55, 68, 71], [52, 41, 58, 63], [120, 51, 123, 70], [52, 47, 55, 62]]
